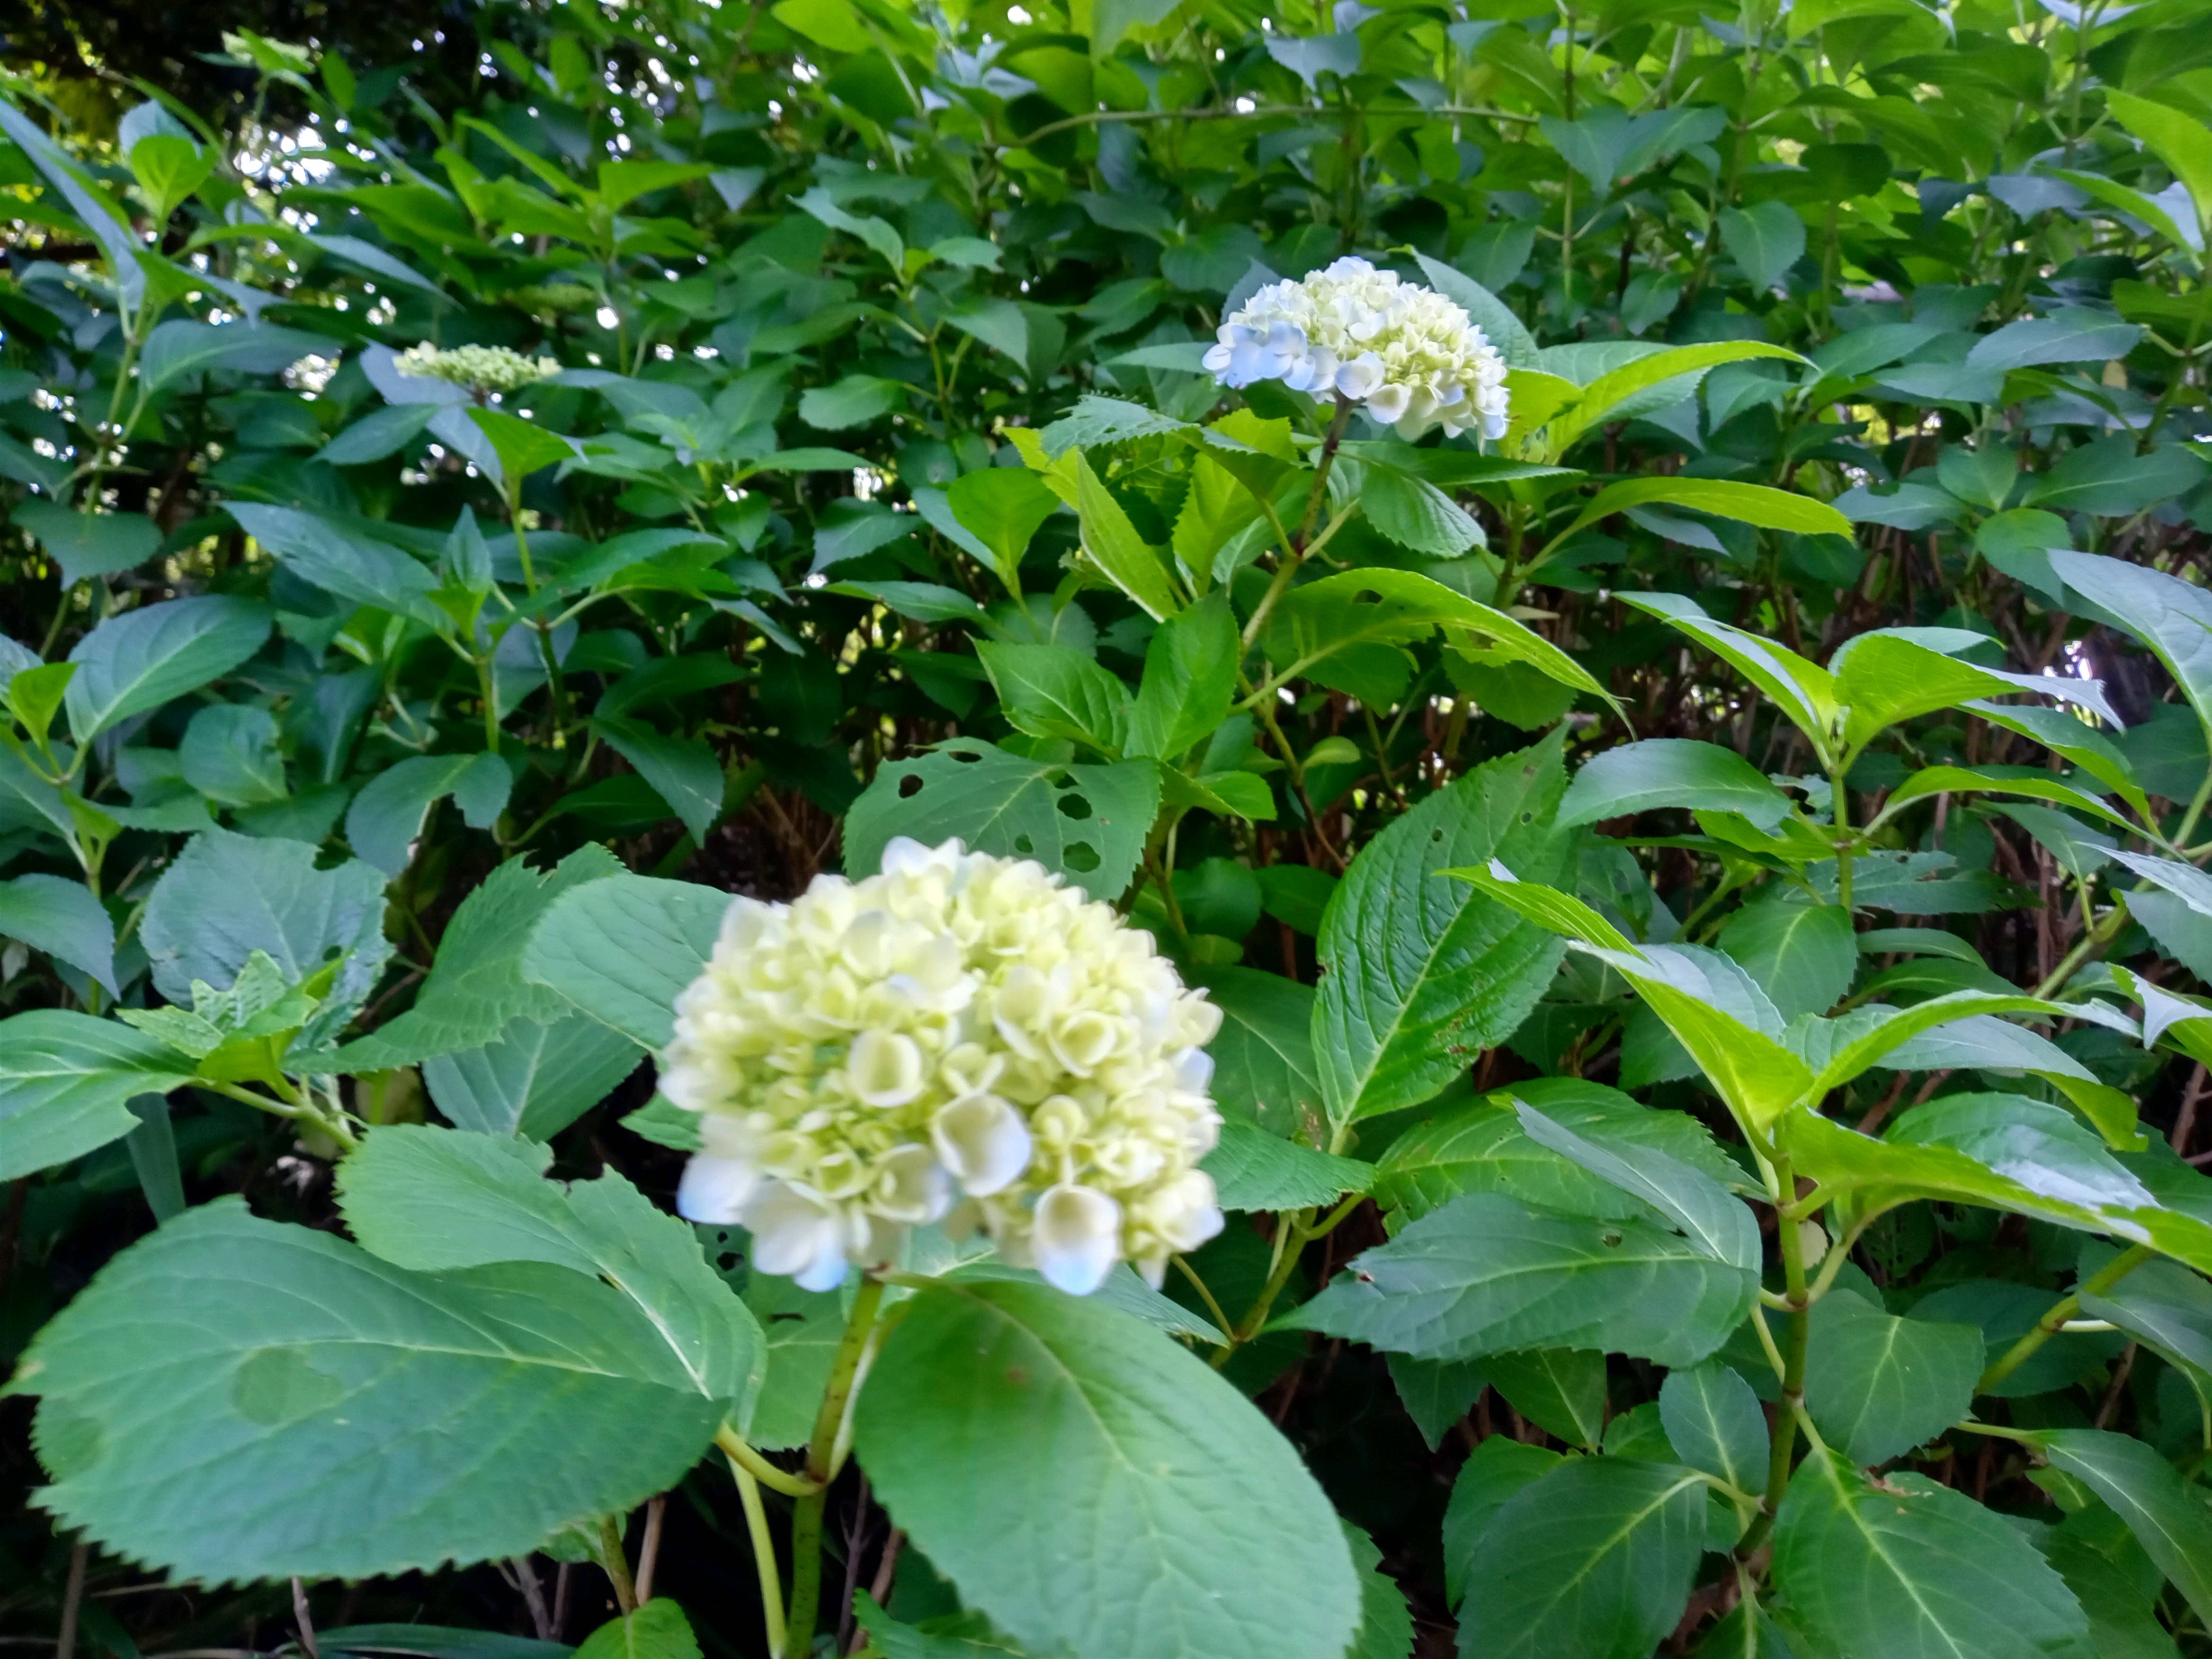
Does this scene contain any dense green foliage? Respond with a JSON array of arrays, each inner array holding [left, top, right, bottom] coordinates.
[[6, 0, 2212, 1654]]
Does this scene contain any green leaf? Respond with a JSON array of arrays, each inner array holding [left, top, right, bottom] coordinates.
[[1387, 1352, 1488, 1450], [2105, 91, 2212, 237], [1486, 1348, 1608, 1447], [733, 1270, 844, 1450], [139, 828, 390, 1049], [1720, 200, 1807, 291], [1443, 1437, 1562, 1607], [1559, 739, 1793, 831], [1344, 1521, 1414, 1659], [1458, 1457, 1707, 1659], [2028, 439, 2207, 518], [136, 320, 339, 397], [2050, 550, 2212, 745], [229, 504, 446, 631], [1568, 477, 1849, 545], [1373, 1079, 1740, 1225], [1515, 1102, 1760, 1269], [1269, 570, 1611, 711], [336, 1125, 761, 1407], [11, 502, 161, 586], [1284, 1190, 1757, 1368], [128, 133, 212, 219], [1412, 251, 1541, 368], [1802, 1289, 1983, 1466], [1127, 594, 1238, 761], [1362, 468, 1484, 555], [592, 718, 723, 843], [1829, 630, 2117, 750], [1201, 1117, 1373, 1212], [975, 643, 1132, 753], [180, 704, 288, 808], [2029, 1428, 2212, 1633], [422, 1014, 642, 1140], [571, 1602, 701, 1659], [320, 403, 437, 466], [522, 873, 731, 1049], [1717, 899, 1855, 1021], [1192, 965, 1322, 1135], [854, 1278, 1361, 1659], [0, 873, 116, 993], [327, 847, 622, 1070], [945, 468, 1061, 589], [1073, 452, 1180, 621], [63, 596, 271, 741], [6, 1200, 726, 1583], [1659, 1362, 1767, 1494], [0, 1010, 194, 1180], [1966, 310, 2144, 371], [1545, 342, 1803, 456], [846, 739, 1161, 903], [0, 97, 146, 312], [1770, 1452, 2090, 1659], [466, 407, 579, 483], [2078, 1253, 2212, 1390], [1617, 592, 1838, 757], [1884, 764, 2143, 839], [345, 752, 514, 876], [1313, 733, 1570, 1124]]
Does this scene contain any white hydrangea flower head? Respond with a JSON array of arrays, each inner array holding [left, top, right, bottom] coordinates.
[[396, 342, 562, 396], [661, 838, 1226, 1295], [1202, 256, 1510, 441]]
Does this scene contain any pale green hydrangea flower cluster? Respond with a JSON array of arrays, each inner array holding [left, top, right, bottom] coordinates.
[[662, 838, 1225, 1294], [1204, 255, 1510, 440], [395, 342, 562, 396]]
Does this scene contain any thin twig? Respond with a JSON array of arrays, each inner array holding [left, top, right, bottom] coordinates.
[[291, 1581, 319, 1659], [511, 1558, 553, 1641], [634, 1496, 665, 1605], [58, 1543, 89, 1659]]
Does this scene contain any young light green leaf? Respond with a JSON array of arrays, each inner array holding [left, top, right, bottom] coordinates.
[[1127, 593, 1239, 761], [1544, 342, 1803, 456], [572, 1601, 701, 1659], [976, 642, 1132, 754], [1074, 451, 1180, 620], [1829, 631, 2117, 751], [1619, 592, 1838, 758], [855, 1279, 1361, 1659], [944, 467, 1061, 589]]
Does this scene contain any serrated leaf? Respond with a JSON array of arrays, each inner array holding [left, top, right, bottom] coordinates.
[[854, 1279, 1360, 1659], [7, 1200, 726, 1583], [1202, 1118, 1372, 1212], [422, 1013, 642, 1140], [1560, 739, 1792, 831], [522, 874, 731, 1050], [846, 739, 1160, 903], [63, 596, 271, 741], [0, 1010, 194, 1180], [1314, 733, 1570, 1124], [1458, 1457, 1707, 1659], [1770, 1453, 2089, 1659], [1802, 1289, 1983, 1466]]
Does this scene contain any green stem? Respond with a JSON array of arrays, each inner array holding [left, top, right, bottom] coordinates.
[[598, 1514, 638, 1613], [1979, 1245, 2152, 1393], [784, 1275, 887, 1658], [1213, 1208, 1316, 1366], [1737, 1159, 1810, 1561], [1830, 769, 1853, 913], [725, 1456, 789, 1655], [715, 1424, 823, 1498]]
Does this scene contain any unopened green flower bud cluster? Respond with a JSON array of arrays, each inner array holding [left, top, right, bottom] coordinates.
[[395, 342, 562, 395], [662, 838, 1226, 1295]]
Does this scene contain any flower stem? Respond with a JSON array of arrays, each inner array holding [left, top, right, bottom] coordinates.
[[783, 1275, 887, 1658], [1736, 1158, 1811, 1561], [597, 1514, 638, 1614], [725, 1455, 789, 1654]]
